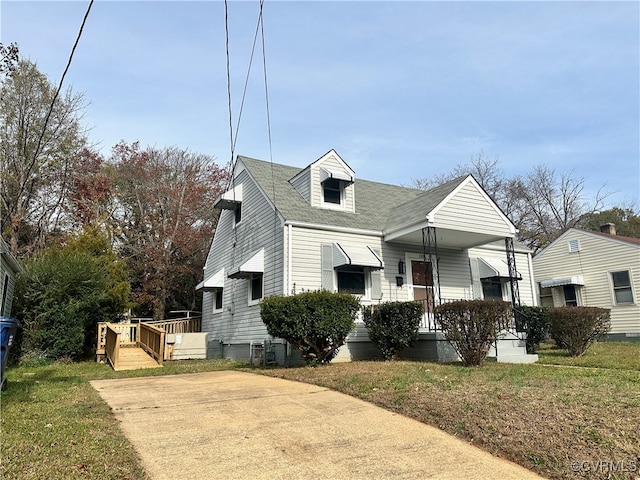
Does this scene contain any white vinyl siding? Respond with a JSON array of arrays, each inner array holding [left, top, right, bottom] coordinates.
[[289, 167, 311, 204], [0, 257, 18, 317], [201, 167, 284, 344], [433, 181, 513, 237], [533, 230, 640, 335]]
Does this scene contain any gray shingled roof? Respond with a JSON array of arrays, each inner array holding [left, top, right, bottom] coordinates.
[[238, 156, 466, 233]]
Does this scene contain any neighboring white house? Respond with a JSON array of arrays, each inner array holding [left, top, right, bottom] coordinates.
[[1, 237, 22, 317], [198, 150, 539, 364], [533, 224, 640, 340]]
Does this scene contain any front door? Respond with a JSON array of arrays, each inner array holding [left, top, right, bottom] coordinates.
[[411, 260, 435, 315]]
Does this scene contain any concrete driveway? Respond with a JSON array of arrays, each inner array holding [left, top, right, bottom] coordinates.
[[91, 371, 544, 480]]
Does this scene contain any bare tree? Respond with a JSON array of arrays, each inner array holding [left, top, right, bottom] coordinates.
[[0, 42, 19, 76], [514, 165, 610, 252], [411, 150, 505, 202], [0, 60, 88, 255], [410, 151, 610, 252]]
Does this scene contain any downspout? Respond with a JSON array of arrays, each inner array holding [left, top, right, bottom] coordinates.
[[287, 223, 293, 295]]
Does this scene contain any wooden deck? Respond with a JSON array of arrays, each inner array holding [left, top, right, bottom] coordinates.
[[114, 347, 163, 371]]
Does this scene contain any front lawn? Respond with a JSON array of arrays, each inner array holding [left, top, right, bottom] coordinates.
[[259, 343, 640, 480], [536, 341, 640, 370]]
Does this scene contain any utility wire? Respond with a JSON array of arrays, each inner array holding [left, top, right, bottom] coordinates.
[[8, 0, 94, 219], [258, 1, 280, 292]]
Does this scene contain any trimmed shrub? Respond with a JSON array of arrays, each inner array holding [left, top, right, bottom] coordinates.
[[518, 306, 550, 354], [548, 306, 611, 357], [260, 290, 360, 365], [435, 300, 512, 367], [363, 301, 423, 360]]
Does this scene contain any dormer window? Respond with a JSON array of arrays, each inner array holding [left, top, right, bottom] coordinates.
[[323, 178, 342, 205]]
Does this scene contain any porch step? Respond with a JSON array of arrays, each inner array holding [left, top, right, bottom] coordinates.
[[488, 337, 538, 364]]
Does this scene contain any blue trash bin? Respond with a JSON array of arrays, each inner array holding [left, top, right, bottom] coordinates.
[[1, 316, 20, 391]]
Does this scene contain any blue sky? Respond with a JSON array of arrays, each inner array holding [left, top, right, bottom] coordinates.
[[3, 1, 639, 208]]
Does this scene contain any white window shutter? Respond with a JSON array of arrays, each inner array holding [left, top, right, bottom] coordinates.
[[370, 269, 383, 300], [469, 258, 483, 299], [321, 244, 334, 291]]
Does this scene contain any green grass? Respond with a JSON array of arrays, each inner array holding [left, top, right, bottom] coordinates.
[[2, 342, 639, 480], [536, 341, 640, 370], [0, 359, 245, 480]]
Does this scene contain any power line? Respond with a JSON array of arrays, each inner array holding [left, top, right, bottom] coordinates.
[[8, 0, 94, 220]]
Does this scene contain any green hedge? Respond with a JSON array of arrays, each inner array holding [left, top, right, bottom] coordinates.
[[260, 290, 360, 365], [548, 306, 610, 357], [363, 301, 423, 360], [517, 306, 550, 354], [435, 300, 512, 366]]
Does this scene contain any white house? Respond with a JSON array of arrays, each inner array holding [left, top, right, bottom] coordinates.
[[198, 150, 539, 364], [533, 224, 640, 340]]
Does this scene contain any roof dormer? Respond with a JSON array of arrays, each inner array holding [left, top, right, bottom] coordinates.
[[289, 149, 355, 212]]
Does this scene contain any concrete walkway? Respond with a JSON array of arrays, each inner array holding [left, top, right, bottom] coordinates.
[[91, 371, 544, 480]]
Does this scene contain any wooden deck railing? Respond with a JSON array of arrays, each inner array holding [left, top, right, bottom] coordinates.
[[138, 323, 165, 365], [104, 323, 121, 370], [96, 316, 202, 367], [150, 317, 202, 334]]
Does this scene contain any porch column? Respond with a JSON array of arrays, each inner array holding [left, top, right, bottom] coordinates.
[[505, 237, 525, 332], [422, 226, 442, 329], [505, 237, 521, 307]]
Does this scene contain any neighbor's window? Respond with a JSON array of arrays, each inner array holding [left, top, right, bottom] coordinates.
[[563, 285, 578, 307], [234, 204, 242, 225], [337, 266, 366, 295], [249, 273, 263, 303], [322, 178, 342, 205], [611, 270, 634, 304], [539, 285, 554, 307], [213, 288, 223, 313]]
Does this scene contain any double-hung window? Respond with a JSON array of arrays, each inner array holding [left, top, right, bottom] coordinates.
[[212, 288, 224, 313], [322, 178, 342, 205], [611, 270, 634, 304], [336, 266, 366, 296], [249, 273, 263, 305]]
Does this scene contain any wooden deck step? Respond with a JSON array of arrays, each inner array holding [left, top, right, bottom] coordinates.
[[114, 347, 163, 371]]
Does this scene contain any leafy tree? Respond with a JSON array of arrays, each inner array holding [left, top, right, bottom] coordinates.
[[110, 142, 229, 318], [13, 227, 129, 361], [64, 226, 131, 321], [65, 148, 114, 229], [0, 60, 88, 256], [578, 207, 640, 238]]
